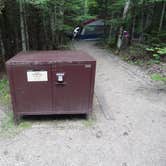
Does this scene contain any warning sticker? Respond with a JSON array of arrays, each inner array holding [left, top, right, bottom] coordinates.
[[27, 71, 48, 82]]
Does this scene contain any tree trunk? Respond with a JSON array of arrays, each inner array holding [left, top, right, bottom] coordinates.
[[54, 6, 58, 48], [84, 0, 88, 16], [19, 0, 27, 51], [131, 15, 136, 41], [0, 28, 5, 64], [104, 0, 108, 39], [117, 0, 130, 53], [108, 25, 113, 42], [108, 12, 113, 42], [139, 0, 145, 42], [59, 0, 65, 46], [42, 13, 48, 49], [24, 0, 29, 50], [25, 19, 29, 50], [159, 1, 166, 32], [50, 8, 55, 49]]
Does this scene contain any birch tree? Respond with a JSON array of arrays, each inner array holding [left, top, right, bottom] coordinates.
[[117, 0, 131, 53], [159, 1, 166, 32]]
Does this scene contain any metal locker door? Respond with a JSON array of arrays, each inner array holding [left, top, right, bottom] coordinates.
[[52, 63, 92, 114], [12, 65, 52, 114]]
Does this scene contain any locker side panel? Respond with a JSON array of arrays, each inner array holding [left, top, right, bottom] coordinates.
[[6, 65, 18, 118], [88, 62, 96, 113]]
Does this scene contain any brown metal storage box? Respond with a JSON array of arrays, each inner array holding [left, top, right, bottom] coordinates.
[[6, 51, 96, 123]]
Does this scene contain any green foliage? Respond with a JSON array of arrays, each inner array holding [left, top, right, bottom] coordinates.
[[0, 0, 166, 61], [146, 46, 166, 61], [0, 77, 32, 138], [28, 0, 50, 6], [83, 117, 95, 127], [65, 0, 96, 25], [151, 73, 166, 83], [0, 76, 32, 137], [108, 18, 123, 27], [145, 31, 166, 45], [0, 76, 10, 106], [157, 47, 166, 55], [109, 0, 125, 11], [107, 37, 117, 47], [75, 15, 95, 23], [0, 111, 32, 138]]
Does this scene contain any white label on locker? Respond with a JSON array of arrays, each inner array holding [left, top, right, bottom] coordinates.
[[85, 64, 91, 68], [27, 71, 48, 82]]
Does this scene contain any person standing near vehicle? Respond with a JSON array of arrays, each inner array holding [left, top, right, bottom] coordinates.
[[72, 26, 80, 40], [122, 30, 129, 48]]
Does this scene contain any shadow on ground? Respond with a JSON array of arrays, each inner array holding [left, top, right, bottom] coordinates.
[[22, 114, 87, 123]]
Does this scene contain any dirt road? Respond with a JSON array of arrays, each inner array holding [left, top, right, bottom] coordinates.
[[0, 41, 166, 166]]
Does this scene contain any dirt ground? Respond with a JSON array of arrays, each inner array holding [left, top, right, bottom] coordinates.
[[0, 41, 166, 166]]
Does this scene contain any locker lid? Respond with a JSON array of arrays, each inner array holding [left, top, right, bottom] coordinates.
[[6, 51, 96, 65]]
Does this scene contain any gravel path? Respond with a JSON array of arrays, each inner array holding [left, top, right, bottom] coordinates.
[[0, 41, 166, 166]]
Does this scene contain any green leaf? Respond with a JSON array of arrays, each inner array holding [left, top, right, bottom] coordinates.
[[146, 48, 154, 51], [151, 74, 166, 82]]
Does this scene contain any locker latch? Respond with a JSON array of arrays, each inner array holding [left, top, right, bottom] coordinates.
[[56, 73, 65, 83]]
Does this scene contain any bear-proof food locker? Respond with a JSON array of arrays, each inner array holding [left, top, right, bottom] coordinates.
[[6, 51, 96, 123]]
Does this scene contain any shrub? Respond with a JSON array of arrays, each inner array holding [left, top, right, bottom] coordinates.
[[146, 46, 166, 62]]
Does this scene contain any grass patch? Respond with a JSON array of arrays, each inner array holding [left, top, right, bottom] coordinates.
[[0, 76, 32, 137], [151, 73, 166, 83], [0, 111, 32, 138], [83, 119, 95, 127], [0, 76, 11, 107], [83, 116, 96, 128], [147, 59, 161, 65]]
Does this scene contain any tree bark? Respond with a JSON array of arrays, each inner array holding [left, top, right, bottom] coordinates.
[[117, 0, 130, 53], [131, 14, 136, 41], [50, 8, 55, 49], [59, 0, 64, 46], [159, 1, 166, 32], [108, 12, 113, 42], [0, 28, 5, 64], [42, 13, 48, 49], [104, 0, 108, 39], [84, 0, 88, 16], [19, 0, 27, 51], [139, 0, 145, 42], [108, 25, 113, 42], [24, 0, 29, 50], [54, 5, 58, 48], [25, 19, 29, 50]]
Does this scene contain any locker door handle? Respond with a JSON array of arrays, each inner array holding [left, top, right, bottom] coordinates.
[[55, 82, 67, 85]]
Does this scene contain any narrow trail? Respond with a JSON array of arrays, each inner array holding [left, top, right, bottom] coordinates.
[[74, 41, 166, 113], [74, 41, 166, 165], [0, 41, 165, 166]]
